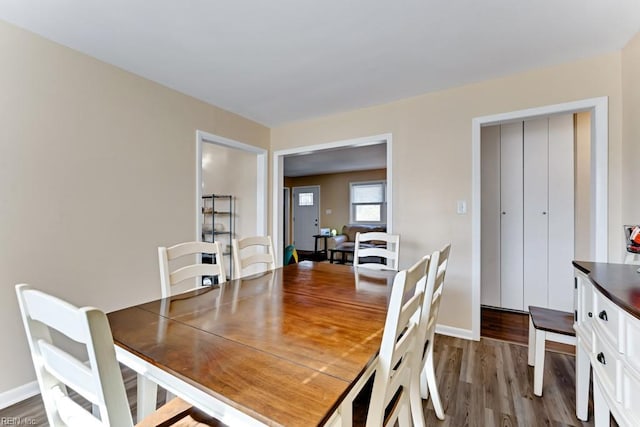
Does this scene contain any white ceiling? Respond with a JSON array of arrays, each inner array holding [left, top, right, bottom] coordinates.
[[284, 143, 386, 177], [1, 1, 639, 127]]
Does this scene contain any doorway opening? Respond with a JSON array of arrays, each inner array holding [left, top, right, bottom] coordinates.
[[471, 97, 608, 340], [195, 131, 268, 270], [272, 134, 393, 265]]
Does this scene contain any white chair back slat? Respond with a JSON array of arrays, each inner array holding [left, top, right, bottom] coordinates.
[[354, 232, 400, 271], [21, 289, 89, 344], [169, 264, 226, 286], [52, 386, 103, 427], [166, 241, 220, 259], [231, 236, 276, 279], [39, 341, 98, 403], [159, 241, 226, 298]]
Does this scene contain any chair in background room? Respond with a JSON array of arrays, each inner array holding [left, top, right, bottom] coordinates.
[[414, 244, 451, 421], [158, 241, 226, 298], [231, 236, 276, 279], [15, 284, 223, 427], [354, 232, 400, 270]]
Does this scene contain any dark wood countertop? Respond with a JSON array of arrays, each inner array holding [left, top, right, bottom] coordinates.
[[573, 260, 640, 320]]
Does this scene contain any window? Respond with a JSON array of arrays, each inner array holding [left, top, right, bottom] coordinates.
[[298, 192, 314, 206], [350, 181, 386, 224]]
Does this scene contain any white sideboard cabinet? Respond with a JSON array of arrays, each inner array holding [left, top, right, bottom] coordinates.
[[573, 261, 640, 426]]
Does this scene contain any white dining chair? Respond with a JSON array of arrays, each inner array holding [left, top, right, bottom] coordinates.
[[354, 232, 400, 271], [414, 244, 451, 421], [15, 284, 222, 427], [363, 257, 427, 427], [334, 256, 429, 427], [231, 235, 276, 279], [158, 241, 226, 298]]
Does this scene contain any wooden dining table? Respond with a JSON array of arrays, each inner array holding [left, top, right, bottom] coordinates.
[[108, 261, 397, 426]]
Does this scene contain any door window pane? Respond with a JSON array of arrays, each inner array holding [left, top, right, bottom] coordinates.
[[298, 192, 314, 206]]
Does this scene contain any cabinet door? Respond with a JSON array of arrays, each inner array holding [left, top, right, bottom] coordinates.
[[500, 122, 524, 310], [548, 114, 575, 311], [523, 118, 549, 309]]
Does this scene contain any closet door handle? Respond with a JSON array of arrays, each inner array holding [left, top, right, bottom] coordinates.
[[597, 352, 606, 365], [542, 211, 547, 215], [598, 310, 608, 321]]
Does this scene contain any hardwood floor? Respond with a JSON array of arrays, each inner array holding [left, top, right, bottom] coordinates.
[[1, 309, 606, 426], [482, 305, 576, 354]]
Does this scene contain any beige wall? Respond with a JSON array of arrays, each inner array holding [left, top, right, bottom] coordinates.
[[0, 20, 269, 395], [285, 169, 386, 233], [622, 32, 640, 228], [202, 144, 258, 278], [575, 112, 592, 260], [272, 52, 624, 332]]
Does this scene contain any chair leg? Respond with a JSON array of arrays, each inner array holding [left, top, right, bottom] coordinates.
[[397, 394, 412, 427], [533, 329, 545, 396], [409, 362, 426, 427], [422, 349, 444, 420]]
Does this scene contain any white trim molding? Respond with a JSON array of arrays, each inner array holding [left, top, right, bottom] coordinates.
[[272, 133, 393, 266], [471, 97, 608, 341], [196, 130, 268, 243], [0, 380, 39, 410]]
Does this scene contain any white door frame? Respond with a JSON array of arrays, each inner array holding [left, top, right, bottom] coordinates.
[[272, 133, 393, 266], [283, 187, 291, 247], [471, 97, 608, 340], [196, 130, 268, 243]]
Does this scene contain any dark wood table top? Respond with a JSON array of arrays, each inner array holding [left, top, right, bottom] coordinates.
[[108, 261, 396, 426], [573, 260, 640, 320]]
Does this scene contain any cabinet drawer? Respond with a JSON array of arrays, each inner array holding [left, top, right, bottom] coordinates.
[[593, 332, 620, 401], [594, 289, 621, 349], [624, 312, 640, 373], [622, 367, 640, 425]]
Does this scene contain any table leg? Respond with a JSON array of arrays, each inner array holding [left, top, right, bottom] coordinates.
[[330, 250, 335, 264], [137, 373, 158, 421]]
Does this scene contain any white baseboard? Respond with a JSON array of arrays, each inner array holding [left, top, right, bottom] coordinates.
[[0, 381, 40, 410], [436, 324, 476, 341]]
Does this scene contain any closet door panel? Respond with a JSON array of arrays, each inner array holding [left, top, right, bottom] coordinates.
[[481, 126, 501, 307], [523, 118, 549, 309], [548, 114, 575, 311], [500, 122, 524, 310]]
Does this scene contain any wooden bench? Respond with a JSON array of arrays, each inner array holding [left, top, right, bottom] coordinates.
[[527, 305, 576, 396]]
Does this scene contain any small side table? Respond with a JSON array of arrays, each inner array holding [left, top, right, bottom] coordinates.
[[312, 234, 330, 261]]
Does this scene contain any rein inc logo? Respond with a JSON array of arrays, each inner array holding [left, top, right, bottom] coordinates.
[[1, 417, 37, 425]]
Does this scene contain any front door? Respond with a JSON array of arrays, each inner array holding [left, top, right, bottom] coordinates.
[[292, 186, 320, 251]]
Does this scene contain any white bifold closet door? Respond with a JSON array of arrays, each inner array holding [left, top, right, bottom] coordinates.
[[500, 123, 524, 310], [482, 114, 574, 312]]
